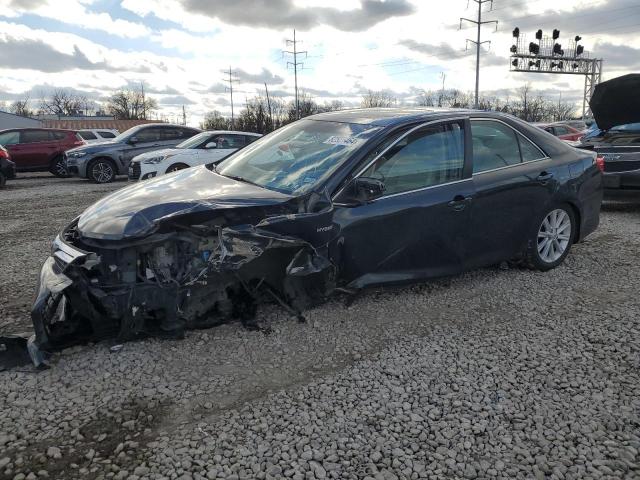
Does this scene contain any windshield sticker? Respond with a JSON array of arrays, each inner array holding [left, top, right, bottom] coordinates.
[[323, 136, 359, 146]]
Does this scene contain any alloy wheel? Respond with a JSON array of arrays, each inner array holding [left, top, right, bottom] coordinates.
[[93, 162, 114, 183], [537, 209, 571, 263], [54, 158, 68, 177]]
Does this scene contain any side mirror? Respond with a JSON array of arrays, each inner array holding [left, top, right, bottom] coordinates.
[[205, 142, 217, 149], [336, 177, 385, 205], [128, 136, 139, 145]]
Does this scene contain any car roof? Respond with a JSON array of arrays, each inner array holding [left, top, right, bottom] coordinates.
[[202, 130, 261, 136], [307, 107, 480, 126], [0, 127, 76, 133]]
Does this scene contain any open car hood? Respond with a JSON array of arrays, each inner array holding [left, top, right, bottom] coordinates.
[[590, 74, 640, 130], [77, 166, 292, 240]]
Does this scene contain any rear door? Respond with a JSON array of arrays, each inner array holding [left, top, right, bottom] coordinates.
[[18, 129, 54, 169], [120, 127, 164, 166], [334, 119, 474, 288], [466, 119, 557, 267]]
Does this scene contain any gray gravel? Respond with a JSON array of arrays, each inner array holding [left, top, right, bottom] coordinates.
[[1, 174, 639, 480]]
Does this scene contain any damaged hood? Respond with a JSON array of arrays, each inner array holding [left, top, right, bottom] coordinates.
[[590, 74, 640, 130], [78, 166, 293, 240]]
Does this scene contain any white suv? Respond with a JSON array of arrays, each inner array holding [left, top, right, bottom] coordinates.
[[128, 130, 261, 181], [77, 129, 119, 143]]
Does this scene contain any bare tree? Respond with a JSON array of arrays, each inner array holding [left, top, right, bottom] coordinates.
[[361, 90, 396, 108], [39, 89, 87, 116], [10, 98, 33, 117], [107, 88, 158, 120], [201, 111, 231, 130]]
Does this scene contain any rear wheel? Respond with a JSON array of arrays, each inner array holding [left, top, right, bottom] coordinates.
[[527, 204, 575, 271], [166, 163, 189, 173], [88, 158, 116, 183], [50, 156, 70, 178]]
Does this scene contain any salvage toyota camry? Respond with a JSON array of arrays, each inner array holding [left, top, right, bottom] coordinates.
[[30, 108, 603, 361]]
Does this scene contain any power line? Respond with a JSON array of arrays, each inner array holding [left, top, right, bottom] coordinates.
[[460, 0, 498, 108], [284, 29, 307, 120]]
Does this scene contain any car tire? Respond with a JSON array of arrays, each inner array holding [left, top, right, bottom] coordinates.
[[50, 156, 70, 178], [166, 163, 189, 173], [88, 158, 116, 183], [526, 203, 576, 271], [0, 172, 5, 188]]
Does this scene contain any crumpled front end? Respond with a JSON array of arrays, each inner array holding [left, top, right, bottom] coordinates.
[[30, 207, 338, 366]]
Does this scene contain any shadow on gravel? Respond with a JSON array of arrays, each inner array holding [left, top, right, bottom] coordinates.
[[0, 398, 169, 480]]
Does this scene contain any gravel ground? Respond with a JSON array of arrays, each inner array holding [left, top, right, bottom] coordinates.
[[1, 173, 639, 480]]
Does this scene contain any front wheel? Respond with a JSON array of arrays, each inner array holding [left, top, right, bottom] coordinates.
[[88, 158, 116, 183], [527, 204, 576, 271], [50, 156, 70, 178]]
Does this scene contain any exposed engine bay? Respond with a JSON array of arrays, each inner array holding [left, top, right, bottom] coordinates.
[[26, 190, 338, 368]]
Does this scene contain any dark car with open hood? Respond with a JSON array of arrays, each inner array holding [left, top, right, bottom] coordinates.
[[580, 73, 640, 189], [24, 108, 602, 367]]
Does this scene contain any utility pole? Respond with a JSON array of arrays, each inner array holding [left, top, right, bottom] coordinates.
[[222, 66, 239, 129], [439, 72, 446, 107], [264, 82, 273, 131], [140, 82, 146, 120], [182, 105, 186, 126], [284, 29, 307, 120], [460, 0, 498, 109]]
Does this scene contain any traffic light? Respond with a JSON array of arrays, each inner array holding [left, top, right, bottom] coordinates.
[[535, 29, 543, 40], [575, 35, 582, 42], [529, 42, 540, 55], [576, 45, 584, 56], [513, 27, 520, 38], [552, 29, 560, 40], [510, 45, 517, 53], [553, 43, 564, 56], [512, 59, 518, 67]]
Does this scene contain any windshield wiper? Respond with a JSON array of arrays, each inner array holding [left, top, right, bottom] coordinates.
[[220, 173, 263, 188]]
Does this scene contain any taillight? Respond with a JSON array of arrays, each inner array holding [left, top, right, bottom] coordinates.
[[595, 155, 605, 172]]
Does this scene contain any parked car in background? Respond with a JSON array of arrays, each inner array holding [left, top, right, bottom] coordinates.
[[0, 145, 16, 187], [579, 73, 640, 190], [534, 123, 584, 142], [0, 128, 84, 177], [29, 109, 603, 355], [77, 129, 119, 143], [129, 130, 262, 181], [558, 120, 588, 132], [65, 123, 201, 183]]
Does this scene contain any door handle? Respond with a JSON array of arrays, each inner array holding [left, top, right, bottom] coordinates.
[[448, 195, 472, 211], [537, 171, 554, 182]]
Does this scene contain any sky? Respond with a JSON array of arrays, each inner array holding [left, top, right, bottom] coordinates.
[[0, 0, 638, 126]]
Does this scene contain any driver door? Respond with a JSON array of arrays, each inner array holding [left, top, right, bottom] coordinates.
[[333, 120, 475, 288]]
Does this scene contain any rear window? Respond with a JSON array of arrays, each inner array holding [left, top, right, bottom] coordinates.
[[78, 131, 97, 140], [21, 130, 50, 143], [98, 131, 116, 138], [50, 131, 67, 140]]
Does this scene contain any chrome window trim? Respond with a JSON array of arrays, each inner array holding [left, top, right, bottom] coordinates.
[[332, 116, 468, 201], [368, 177, 473, 202], [469, 117, 550, 176]]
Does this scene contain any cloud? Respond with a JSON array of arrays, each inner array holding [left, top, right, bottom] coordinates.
[[398, 39, 462, 59], [159, 95, 196, 105], [0, 36, 150, 73], [592, 41, 640, 70], [235, 67, 284, 85], [179, 0, 415, 31]]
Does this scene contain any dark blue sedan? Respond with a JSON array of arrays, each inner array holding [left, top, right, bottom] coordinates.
[[30, 108, 603, 360]]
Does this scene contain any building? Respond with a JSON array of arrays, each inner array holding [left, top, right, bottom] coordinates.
[[41, 118, 159, 133], [0, 110, 43, 130]]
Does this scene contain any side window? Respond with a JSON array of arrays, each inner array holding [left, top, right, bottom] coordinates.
[[98, 131, 116, 138], [78, 131, 97, 140], [555, 126, 569, 135], [20, 130, 50, 143], [245, 135, 259, 144], [213, 134, 245, 149], [135, 127, 163, 143], [50, 131, 67, 140], [182, 128, 199, 138], [471, 120, 521, 174], [0, 131, 20, 145], [361, 122, 464, 196], [518, 134, 545, 162]]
